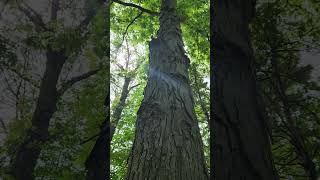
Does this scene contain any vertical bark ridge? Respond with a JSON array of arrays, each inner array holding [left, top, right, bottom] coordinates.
[[212, 0, 279, 179], [126, 0, 208, 179]]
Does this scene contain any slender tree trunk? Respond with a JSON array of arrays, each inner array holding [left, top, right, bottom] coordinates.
[[270, 49, 319, 180], [126, 0, 208, 179], [85, 76, 131, 180], [110, 76, 131, 140], [211, 0, 279, 179], [11, 50, 66, 180]]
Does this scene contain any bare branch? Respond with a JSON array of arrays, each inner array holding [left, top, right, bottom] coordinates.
[[1, 63, 40, 88], [112, 0, 159, 16], [18, 3, 48, 31], [0, 118, 7, 134], [58, 69, 100, 96], [128, 83, 140, 91], [50, 0, 60, 21], [114, 11, 143, 54]]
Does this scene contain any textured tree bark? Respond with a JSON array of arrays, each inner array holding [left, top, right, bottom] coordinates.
[[11, 50, 66, 180], [125, 0, 208, 179], [211, 0, 279, 179]]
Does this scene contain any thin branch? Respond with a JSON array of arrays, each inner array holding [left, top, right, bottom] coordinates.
[[112, 0, 159, 16], [18, 3, 48, 31], [50, 0, 60, 21], [113, 11, 143, 56], [128, 83, 140, 91], [58, 69, 100, 96], [1, 64, 40, 88], [121, 11, 143, 47], [80, 132, 101, 145], [0, 118, 7, 134]]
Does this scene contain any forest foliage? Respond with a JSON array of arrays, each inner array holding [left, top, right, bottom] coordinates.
[[0, 0, 318, 179]]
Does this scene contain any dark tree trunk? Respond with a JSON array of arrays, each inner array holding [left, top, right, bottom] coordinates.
[[11, 50, 66, 180], [211, 0, 279, 179], [84, 1, 110, 178], [126, 0, 208, 179], [85, 76, 130, 180], [85, 118, 110, 180]]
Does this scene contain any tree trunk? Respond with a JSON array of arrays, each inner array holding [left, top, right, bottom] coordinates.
[[211, 0, 279, 179], [11, 50, 66, 180], [110, 76, 131, 140], [85, 118, 110, 180], [85, 76, 131, 180], [125, 0, 208, 179]]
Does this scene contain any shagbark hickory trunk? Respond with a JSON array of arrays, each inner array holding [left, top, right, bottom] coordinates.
[[126, 0, 208, 179], [211, 0, 279, 179], [11, 50, 66, 180]]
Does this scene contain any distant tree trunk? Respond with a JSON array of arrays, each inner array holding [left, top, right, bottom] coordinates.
[[211, 0, 279, 179], [11, 50, 66, 180], [125, 0, 208, 179], [110, 76, 131, 140], [85, 76, 131, 180]]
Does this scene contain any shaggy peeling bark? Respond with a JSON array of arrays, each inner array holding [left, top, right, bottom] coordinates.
[[212, 0, 279, 179], [126, 0, 208, 179]]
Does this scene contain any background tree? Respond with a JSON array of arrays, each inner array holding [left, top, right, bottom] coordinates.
[[212, 0, 279, 179], [251, 1, 320, 179], [0, 0, 109, 179]]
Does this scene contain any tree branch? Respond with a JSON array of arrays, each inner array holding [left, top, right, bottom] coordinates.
[[128, 83, 140, 91], [18, 3, 48, 31], [113, 11, 143, 54], [58, 69, 100, 96], [112, 0, 159, 16], [50, 0, 60, 21], [0, 118, 7, 134]]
